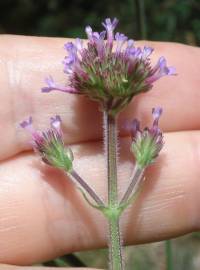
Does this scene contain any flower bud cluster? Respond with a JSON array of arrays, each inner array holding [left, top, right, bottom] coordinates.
[[130, 107, 164, 168], [42, 18, 176, 115], [20, 116, 73, 171]]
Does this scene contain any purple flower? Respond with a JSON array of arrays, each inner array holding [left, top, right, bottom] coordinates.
[[115, 32, 128, 53], [41, 76, 79, 94], [20, 116, 32, 129], [102, 18, 119, 45], [20, 116, 43, 143], [130, 107, 164, 168], [85, 26, 93, 40], [141, 46, 154, 59], [20, 116, 73, 171], [42, 18, 176, 115], [50, 115, 62, 131], [75, 38, 84, 51], [146, 57, 176, 84]]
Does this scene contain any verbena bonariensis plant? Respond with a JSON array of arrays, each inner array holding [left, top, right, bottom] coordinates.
[[21, 18, 176, 270]]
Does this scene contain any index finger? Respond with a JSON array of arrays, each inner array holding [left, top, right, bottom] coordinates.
[[0, 35, 200, 160]]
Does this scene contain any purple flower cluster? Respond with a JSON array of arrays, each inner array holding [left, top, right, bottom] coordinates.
[[130, 107, 164, 168], [20, 116, 73, 171], [42, 18, 175, 115]]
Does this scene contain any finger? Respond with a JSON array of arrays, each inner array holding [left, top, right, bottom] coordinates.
[[0, 131, 200, 265], [0, 35, 200, 159]]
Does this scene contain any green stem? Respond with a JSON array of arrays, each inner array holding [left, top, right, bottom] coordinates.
[[105, 112, 118, 206], [120, 164, 145, 204], [104, 111, 123, 270], [135, 0, 147, 39], [108, 215, 123, 270], [70, 169, 105, 206], [165, 240, 173, 270]]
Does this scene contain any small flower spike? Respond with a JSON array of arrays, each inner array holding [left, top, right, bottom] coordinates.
[[20, 116, 73, 171], [130, 107, 164, 168], [42, 18, 175, 115]]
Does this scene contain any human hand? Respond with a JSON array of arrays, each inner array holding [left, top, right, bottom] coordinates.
[[0, 35, 200, 269]]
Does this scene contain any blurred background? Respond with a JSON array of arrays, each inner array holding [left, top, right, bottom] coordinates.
[[0, 0, 200, 269]]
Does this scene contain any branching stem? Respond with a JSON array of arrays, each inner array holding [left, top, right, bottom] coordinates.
[[120, 164, 145, 204], [70, 169, 105, 206]]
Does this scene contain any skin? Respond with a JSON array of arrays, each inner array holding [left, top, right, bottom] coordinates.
[[0, 35, 200, 269]]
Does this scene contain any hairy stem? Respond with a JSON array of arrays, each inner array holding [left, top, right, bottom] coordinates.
[[104, 111, 123, 270], [70, 169, 105, 206], [104, 112, 118, 206], [108, 215, 123, 270], [120, 164, 145, 204]]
